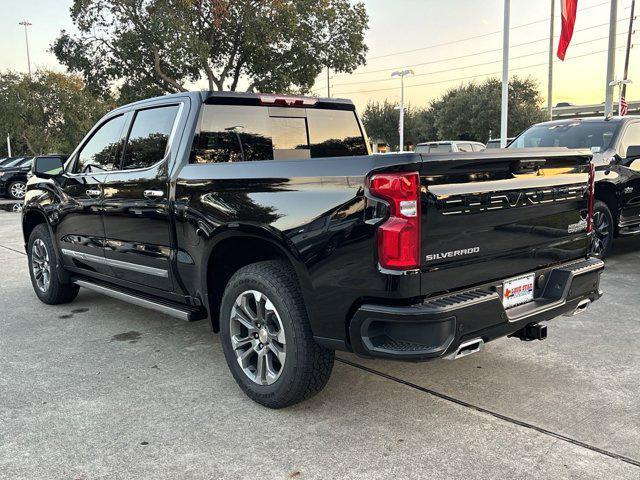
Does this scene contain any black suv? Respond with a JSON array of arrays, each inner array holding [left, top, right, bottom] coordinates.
[[511, 116, 640, 258]]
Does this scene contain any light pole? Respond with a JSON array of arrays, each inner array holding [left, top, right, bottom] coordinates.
[[500, 0, 510, 148], [19, 20, 32, 77], [391, 69, 414, 152], [604, 0, 618, 116], [547, 0, 555, 119]]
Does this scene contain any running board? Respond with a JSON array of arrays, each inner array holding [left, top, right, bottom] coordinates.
[[73, 279, 206, 322]]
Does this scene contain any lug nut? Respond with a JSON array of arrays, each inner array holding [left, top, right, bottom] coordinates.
[[258, 343, 263, 348]]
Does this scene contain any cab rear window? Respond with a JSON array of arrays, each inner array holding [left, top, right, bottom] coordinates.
[[192, 104, 368, 163]]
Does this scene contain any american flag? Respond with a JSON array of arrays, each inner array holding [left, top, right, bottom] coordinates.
[[620, 97, 629, 116]]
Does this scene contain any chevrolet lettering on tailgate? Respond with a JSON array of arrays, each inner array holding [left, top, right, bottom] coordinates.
[[439, 185, 586, 216]]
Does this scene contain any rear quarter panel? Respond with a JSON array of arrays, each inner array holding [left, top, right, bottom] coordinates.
[[174, 154, 423, 342]]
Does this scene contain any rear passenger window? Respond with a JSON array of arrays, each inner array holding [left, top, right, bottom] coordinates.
[[457, 143, 473, 152], [192, 104, 367, 163], [121, 105, 179, 170]]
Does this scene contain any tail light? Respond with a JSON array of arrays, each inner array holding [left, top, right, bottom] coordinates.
[[586, 160, 595, 233], [369, 172, 421, 270]]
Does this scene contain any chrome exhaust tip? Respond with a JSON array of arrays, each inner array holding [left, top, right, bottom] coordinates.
[[564, 298, 591, 317], [446, 338, 484, 360]]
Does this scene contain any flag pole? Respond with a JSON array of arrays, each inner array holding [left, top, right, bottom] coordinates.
[[548, 0, 555, 119], [621, 0, 635, 100], [500, 0, 510, 148], [604, 0, 619, 116]]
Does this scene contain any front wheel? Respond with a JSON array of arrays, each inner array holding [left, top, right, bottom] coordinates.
[[28, 224, 79, 304], [219, 260, 334, 408], [590, 200, 614, 259]]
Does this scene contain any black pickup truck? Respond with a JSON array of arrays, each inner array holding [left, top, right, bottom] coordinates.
[[511, 116, 640, 258], [23, 92, 603, 408]]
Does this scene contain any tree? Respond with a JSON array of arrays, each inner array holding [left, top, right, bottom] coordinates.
[[362, 100, 438, 151], [362, 76, 547, 149], [361, 100, 401, 149], [0, 70, 113, 156], [53, 0, 369, 102], [433, 77, 547, 142]]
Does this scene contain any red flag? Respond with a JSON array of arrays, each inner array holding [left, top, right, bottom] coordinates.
[[557, 0, 578, 60], [620, 97, 629, 116]]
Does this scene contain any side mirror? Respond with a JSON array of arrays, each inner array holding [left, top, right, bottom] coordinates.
[[32, 156, 64, 179], [626, 145, 640, 160]]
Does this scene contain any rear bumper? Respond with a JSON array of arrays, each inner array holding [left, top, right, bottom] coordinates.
[[348, 257, 604, 361]]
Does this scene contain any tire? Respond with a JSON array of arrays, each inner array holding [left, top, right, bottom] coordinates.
[[27, 224, 79, 304], [219, 260, 334, 408], [8, 180, 27, 200], [590, 200, 614, 259]]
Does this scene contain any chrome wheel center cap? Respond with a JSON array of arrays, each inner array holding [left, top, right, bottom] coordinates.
[[258, 328, 269, 344]]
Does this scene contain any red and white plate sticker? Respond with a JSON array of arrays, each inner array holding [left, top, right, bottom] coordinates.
[[502, 273, 535, 309]]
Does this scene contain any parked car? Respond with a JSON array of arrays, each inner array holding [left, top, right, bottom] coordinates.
[[0, 157, 26, 169], [0, 157, 19, 167], [415, 140, 485, 153], [485, 137, 515, 148], [0, 157, 34, 200], [23, 91, 603, 408], [509, 116, 640, 258]]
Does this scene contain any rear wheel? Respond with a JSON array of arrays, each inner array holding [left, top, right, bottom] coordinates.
[[219, 260, 334, 408], [28, 224, 79, 304], [590, 200, 614, 259], [8, 180, 26, 200]]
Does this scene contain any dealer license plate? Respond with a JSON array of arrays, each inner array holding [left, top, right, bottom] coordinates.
[[502, 273, 535, 309]]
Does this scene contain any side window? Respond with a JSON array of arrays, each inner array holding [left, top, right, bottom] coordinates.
[[619, 123, 640, 158], [472, 143, 485, 152], [121, 105, 179, 170], [457, 143, 473, 152], [74, 115, 126, 173]]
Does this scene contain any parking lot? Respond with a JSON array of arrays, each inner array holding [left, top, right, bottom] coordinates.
[[0, 201, 639, 479]]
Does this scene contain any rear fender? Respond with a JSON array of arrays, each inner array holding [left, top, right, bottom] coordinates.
[[199, 224, 317, 331]]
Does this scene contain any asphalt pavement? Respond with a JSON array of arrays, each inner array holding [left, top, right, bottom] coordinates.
[[1, 200, 639, 479]]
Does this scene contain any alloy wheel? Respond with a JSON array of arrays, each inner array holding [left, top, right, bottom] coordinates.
[[10, 182, 26, 199], [31, 238, 51, 292], [590, 210, 611, 256], [229, 290, 286, 386]]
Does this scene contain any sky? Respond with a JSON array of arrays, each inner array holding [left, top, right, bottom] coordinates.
[[0, 0, 638, 112]]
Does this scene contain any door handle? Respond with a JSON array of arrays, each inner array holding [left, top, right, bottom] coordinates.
[[85, 189, 101, 197], [144, 190, 165, 199]]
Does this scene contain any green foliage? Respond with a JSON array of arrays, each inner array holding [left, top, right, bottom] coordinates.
[[0, 70, 113, 156], [362, 76, 547, 150], [361, 100, 437, 151], [52, 0, 369, 101]]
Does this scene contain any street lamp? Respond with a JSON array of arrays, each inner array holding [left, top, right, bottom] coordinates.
[[391, 69, 414, 152], [18, 20, 32, 77], [608, 78, 632, 116]]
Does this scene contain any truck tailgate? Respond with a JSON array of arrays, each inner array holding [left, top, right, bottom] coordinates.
[[420, 148, 592, 296]]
